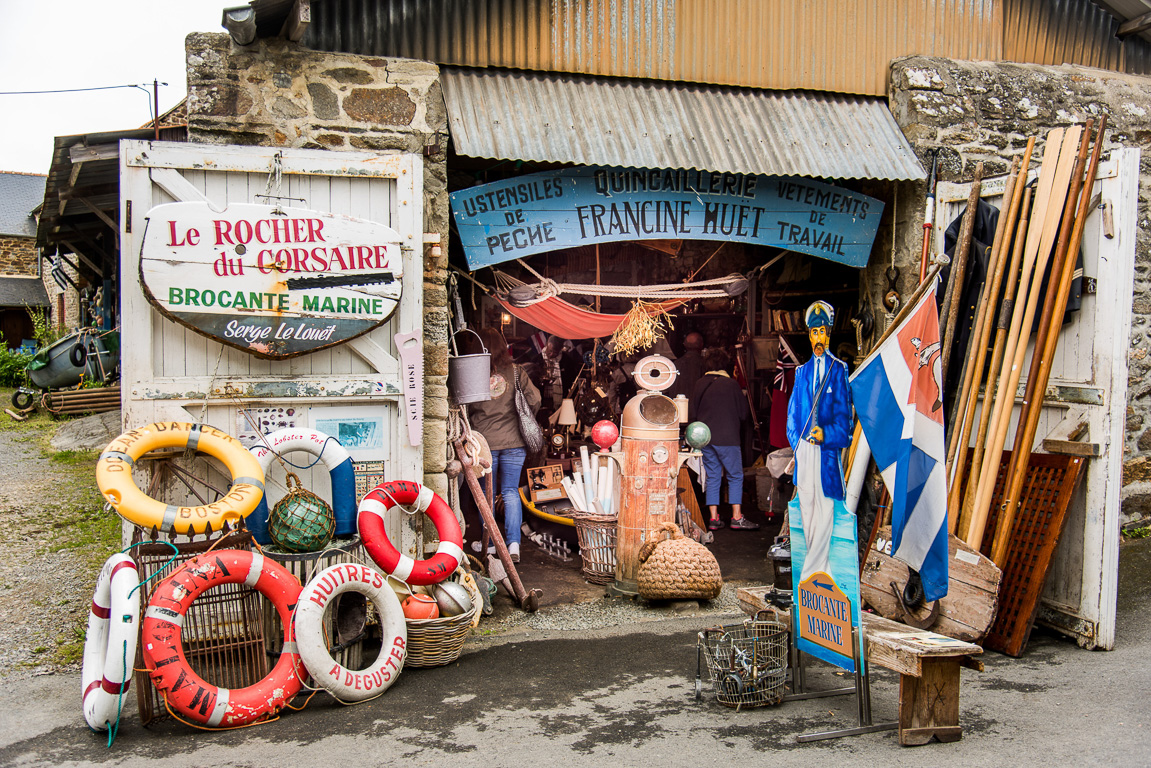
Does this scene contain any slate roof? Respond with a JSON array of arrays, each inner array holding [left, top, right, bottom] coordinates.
[[0, 172, 45, 238], [0, 276, 48, 307]]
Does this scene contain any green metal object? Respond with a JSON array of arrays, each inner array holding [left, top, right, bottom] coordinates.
[[685, 421, 711, 449]]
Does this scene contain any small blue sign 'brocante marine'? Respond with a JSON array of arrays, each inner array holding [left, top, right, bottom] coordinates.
[[449, 167, 884, 270]]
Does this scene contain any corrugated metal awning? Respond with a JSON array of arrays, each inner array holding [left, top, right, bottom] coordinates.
[[442, 67, 925, 182]]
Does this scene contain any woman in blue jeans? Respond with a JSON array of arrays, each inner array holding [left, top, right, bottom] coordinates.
[[688, 347, 758, 531], [466, 327, 541, 561]]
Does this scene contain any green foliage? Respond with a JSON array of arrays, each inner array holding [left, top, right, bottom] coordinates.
[[27, 306, 61, 348], [1125, 525, 1151, 540], [0, 346, 31, 387]]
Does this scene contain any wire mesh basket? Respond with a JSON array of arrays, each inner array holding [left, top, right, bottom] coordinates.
[[696, 613, 789, 710], [129, 527, 269, 727], [571, 511, 617, 585]]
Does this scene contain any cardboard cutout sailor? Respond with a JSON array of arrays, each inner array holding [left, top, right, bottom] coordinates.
[[787, 301, 854, 582]]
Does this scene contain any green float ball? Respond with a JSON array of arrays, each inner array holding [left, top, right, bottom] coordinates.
[[684, 421, 711, 449]]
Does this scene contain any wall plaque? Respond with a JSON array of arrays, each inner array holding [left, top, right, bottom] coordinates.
[[140, 202, 403, 358]]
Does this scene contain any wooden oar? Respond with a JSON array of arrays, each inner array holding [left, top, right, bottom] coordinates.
[[957, 185, 1033, 538], [989, 117, 1105, 566], [939, 162, 984, 385], [945, 154, 1022, 470], [944, 155, 1025, 532], [966, 125, 1081, 550]]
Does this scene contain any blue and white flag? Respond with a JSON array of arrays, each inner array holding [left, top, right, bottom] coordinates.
[[849, 280, 949, 601]]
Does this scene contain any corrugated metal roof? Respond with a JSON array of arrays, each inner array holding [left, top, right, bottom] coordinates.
[[441, 67, 925, 181], [0, 173, 46, 238]]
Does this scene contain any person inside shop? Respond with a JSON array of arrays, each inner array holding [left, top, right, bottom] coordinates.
[[786, 301, 853, 581], [541, 335, 583, 410], [689, 346, 758, 531], [672, 331, 706, 398], [465, 326, 541, 562]]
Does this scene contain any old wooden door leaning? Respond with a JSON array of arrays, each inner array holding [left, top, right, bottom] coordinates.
[[118, 140, 424, 555], [935, 147, 1138, 650]]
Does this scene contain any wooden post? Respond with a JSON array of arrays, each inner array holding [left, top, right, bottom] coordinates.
[[939, 162, 983, 384], [989, 118, 1104, 567]]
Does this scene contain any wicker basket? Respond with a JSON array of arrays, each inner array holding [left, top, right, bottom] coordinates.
[[571, 511, 618, 585], [404, 570, 483, 668], [637, 522, 722, 600]]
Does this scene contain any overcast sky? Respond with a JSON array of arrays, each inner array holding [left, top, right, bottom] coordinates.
[[0, 0, 227, 175]]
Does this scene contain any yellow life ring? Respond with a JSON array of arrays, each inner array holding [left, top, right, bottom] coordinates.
[[96, 422, 265, 535]]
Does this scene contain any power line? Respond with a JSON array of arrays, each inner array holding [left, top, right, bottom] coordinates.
[[0, 83, 168, 96]]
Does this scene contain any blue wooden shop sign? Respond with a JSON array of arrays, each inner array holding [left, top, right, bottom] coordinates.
[[450, 167, 884, 270]]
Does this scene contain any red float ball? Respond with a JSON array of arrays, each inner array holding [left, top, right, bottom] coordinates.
[[402, 593, 440, 620], [591, 420, 620, 451]]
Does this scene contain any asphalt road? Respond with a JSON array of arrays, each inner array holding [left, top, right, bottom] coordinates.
[[4, 538, 1149, 767]]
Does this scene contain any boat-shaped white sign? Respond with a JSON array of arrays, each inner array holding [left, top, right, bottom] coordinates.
[[140, 202, 403, 358]]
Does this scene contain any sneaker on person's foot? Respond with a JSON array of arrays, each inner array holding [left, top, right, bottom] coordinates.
[[730, 517, 761, 531], [509, 542, 520, 562], [707, 518, 725, 531]]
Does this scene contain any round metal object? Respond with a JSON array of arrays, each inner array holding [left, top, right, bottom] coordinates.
[[631, 354, 678, 392], [684, 421, 712, 449], [651, 445, 670, 464], [433, 581, 474, 618]]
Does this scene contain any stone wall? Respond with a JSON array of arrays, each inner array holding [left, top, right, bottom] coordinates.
[[185, 33, 451, 497], [0, 236, 37, 277], [888, 56, 1151, 521]]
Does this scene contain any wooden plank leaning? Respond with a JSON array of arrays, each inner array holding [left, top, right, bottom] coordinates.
[[965, 125, 1080, 550], [989, 117, 1106, 567]]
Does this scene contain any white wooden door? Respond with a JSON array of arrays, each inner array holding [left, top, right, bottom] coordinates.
[[936, 147, 1137, 649], [118, 140, 424, 554]]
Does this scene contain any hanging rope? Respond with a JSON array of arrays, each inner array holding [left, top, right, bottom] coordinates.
[[497, 264, 747, 304]]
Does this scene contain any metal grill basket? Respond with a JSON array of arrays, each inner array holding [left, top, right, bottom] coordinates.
[[696, 613, 789, 709]]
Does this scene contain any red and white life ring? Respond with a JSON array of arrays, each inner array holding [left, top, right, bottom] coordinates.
[[81, 553, 140, 732], [142, 550, 304, 727], [294, 562, 407, 702], [358, 480, 463, 586]]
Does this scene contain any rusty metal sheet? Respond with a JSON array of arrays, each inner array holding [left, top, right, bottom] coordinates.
[[441, 67, 924, 181]]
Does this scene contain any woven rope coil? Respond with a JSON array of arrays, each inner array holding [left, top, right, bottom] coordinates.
[[637, 522, 722, 600]]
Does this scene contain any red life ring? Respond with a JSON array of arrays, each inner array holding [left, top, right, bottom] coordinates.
[[358, 480, 463, 586], [142, 550, 304, 727]]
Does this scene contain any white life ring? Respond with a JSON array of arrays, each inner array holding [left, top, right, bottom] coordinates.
[[81, 553, 141, 731], [249, 428, 357, 543], [294, 562, 408, 702]]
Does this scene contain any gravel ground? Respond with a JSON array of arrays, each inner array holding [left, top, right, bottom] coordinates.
[[0, 415, 748, 682], [0, 424, 108, 679]]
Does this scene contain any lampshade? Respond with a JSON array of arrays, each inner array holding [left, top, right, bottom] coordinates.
[[557, 398, 578, 426]]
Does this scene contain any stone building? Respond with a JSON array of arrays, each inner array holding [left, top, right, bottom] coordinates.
[[0, 172, 49, 347]]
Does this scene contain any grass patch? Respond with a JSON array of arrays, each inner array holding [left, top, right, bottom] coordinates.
[[0, 388, 64, 434], [50, 449, 101, 465], [1123, 525, 1151, 540], [52, 628, 86, 667]]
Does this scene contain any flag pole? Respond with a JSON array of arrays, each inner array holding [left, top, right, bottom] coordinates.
[[852, 265, 942, 373]]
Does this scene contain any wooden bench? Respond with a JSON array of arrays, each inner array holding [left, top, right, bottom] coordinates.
[[738, 585, 983, 746]]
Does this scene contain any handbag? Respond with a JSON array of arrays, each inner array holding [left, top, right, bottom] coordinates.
[[512, 365, 545, 453]]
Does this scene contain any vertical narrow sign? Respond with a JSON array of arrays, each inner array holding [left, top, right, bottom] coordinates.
[[395, 332, 423, 446]]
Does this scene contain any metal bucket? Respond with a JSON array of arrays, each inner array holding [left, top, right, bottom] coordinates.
[[448, 328, 491, 404]]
